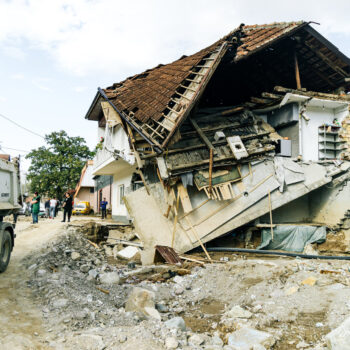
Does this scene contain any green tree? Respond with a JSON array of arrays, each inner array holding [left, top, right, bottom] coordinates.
[[26, 130, 94, 198]]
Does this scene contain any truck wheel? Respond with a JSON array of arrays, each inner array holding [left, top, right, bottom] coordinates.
[[0, 230, 12, 273]]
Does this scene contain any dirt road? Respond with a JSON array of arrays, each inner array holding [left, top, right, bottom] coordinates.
[[0, 216, 67, 349]]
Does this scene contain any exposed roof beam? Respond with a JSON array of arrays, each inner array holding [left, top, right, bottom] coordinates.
[[303, 41, 349, 78]]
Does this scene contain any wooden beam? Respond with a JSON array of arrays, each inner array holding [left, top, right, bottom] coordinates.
[[304, 41, 349, 78], [141, 131, 272, 160], [250, 97, 271, 104], [208, 149, 213, 194], [189, 117, 217, 154], [294, 51, 302, 90], [177, 183, 193, 214], [261, 92, 282, 100]]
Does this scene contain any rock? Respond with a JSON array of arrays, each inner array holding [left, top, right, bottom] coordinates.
[[165, 317, 186, 331], [165, 337, 179, 349], [227, 327, 275, 349], [211, 335, 224, 346], [52, 298, 68, 308], [117, 334, 127, 343], [188, 334, 205, 346], [226, 305, 252, 319], [285, 286, 299, 296], [117, 246, 141, 261], [174, 285, 184, 295], [80, 264, 90, 273], [325, 316, 350, 349], [88, 269, 98, 279], [301, 276, 317, 286], [125, 287, 160, 320], [303, 244, 318, 255], [37, 269, 47, 277], [155, 303, 168, 313], [71, 251, 81, 260], [99, 272, 120, 285], [296, 341, 309, 349]]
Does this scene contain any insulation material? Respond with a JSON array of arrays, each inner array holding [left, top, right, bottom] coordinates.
[[258, 225, 326, 252]]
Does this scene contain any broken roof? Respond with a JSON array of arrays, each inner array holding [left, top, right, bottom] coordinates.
[[86, 21, 350, 150]]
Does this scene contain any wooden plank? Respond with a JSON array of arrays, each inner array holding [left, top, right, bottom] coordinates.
[[156, 157, 169, 179], [184, 216, 212, 262], [155, 245, 182, 264], [304, 41, 349, 77], [177, 183, 193, 214], [268, 190, 274, 241], [171, 191, 180, 248], [294, 51, 302, 89], [261, 92, 282, 99], [189, 117, 216, 154], [208, 148, 213, 194]]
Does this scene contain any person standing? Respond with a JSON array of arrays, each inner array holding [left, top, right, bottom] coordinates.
[[49, 197, 57, 219], [55, 199, 60, 217], [100, 197, 108, 219], [31, 191, 41, 224], [61, 192, 73, 222], [45, 199, 50, 218]]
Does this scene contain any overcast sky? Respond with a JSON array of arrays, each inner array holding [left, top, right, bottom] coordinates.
[[1, 0, 350, 175]]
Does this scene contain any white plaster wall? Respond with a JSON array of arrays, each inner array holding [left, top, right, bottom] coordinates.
[[104, 125, 135, 165], [111, 167, 135, 218], [98, 126, 104, 140], [301, 105, 348, 161]]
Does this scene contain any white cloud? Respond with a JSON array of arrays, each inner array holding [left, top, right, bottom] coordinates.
[[0, 96, 7, 102], [73, 86, 87, 93], [0, 0, 350, 78], [11, 73, 25, 80], [32, 77, 52, 91], [2, 45, 26, 60]]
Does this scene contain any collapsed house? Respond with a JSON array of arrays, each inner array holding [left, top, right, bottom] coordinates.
[[86, 21, 350, 263]]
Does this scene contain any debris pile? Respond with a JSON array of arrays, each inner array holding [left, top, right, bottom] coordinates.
[[22, 229, 350, 349]]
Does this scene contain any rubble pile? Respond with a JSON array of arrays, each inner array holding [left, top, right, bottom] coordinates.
[[23, 231, 350, 349]]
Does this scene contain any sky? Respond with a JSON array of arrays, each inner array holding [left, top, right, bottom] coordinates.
[[1, 0, 350, 177]]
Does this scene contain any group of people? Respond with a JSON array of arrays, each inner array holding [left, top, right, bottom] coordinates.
[[44, 197, 59, 219], [30, 192, 73, 224]]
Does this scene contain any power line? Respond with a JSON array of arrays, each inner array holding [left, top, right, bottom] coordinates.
[[0, 112, 45, 139], [1, 146, 30, 153]]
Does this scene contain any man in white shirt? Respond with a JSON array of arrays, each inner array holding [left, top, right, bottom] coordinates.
[[49, 197, 58, 219]]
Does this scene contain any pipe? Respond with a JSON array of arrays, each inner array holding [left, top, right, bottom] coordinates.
[[206, 247, 350, 260], [98, 88, 162, 154]]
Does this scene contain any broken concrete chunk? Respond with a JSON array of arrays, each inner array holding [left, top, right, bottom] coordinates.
[[285, 286, 299, 296], [99, 272, 120, 285], [225, 305, 252, 319], [301, 276, 317, 286], [116, 246, 141, 261], [71, 252, 81, 260], [227, 327, 275, 349], [164, 317, 186, 331], [125, 287, 160, 320], [165, 337, 178, 349], [325, 316, 350, 350]]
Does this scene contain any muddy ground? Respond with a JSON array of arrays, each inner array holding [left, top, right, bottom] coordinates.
[[1, 215, 350, 349]]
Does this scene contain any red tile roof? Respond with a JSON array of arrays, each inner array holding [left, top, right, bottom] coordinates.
[[103, 21, 305, 127]]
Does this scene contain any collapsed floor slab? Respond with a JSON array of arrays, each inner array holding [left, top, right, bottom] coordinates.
[[125, 160, 350, 264]]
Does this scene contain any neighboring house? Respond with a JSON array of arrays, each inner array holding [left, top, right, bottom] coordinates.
[[94, 174, 113, 215], [74, 160, 96, 210], [86, 21, 350, 262]]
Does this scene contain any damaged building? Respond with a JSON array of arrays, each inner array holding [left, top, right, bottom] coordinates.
[[85, 21, 350, 264]]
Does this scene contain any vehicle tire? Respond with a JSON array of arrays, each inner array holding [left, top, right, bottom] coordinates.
[[0, 230, 12, 273]]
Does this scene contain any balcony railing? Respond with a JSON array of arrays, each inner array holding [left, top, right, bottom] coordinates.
[[93, 147, 114, 171]]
